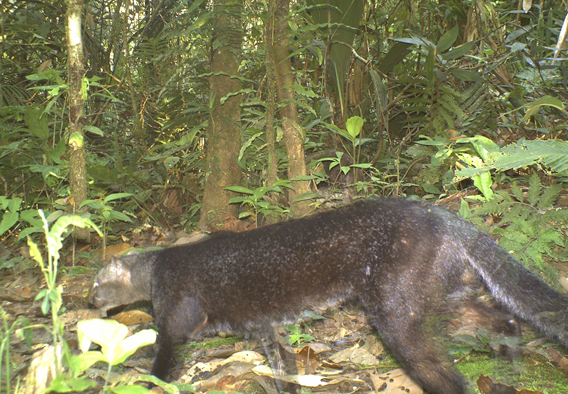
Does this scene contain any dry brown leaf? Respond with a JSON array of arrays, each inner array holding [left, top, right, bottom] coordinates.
[[295, 345, 321, 374], [112, 310, 153, 325], [329, 343, 381, 365], [477, 374, 544, 394], [547, 347, 568, 375], [94, 243, 133, 260], [369, 368, 423, 394], [252, 364, 365, 388]]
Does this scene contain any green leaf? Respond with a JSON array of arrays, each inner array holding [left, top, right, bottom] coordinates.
[[27, 238, 44, 266], [441, 42, 474, 60], [80, 200, 103, 210], [350, 163, 372, 169], [109, 385, 153, 394], [76, 350, 108, 372], [24, 106, 49, 139], [458, 199, 471, 219], [228, 196, 247, 204], [345, 116, 364, 139], [0, 211, 18, 235], [84, 125, 104, 136], [104, 193, 134, 203], [462, 135, 500, 162], [225, 186, 254, 195], [538, 184, 561, 210], [378, 42, 412, 73], [107, 211, 133, 223], [294, 192, 323, 202], [436, 26, 459, 52], [521, 96, 565, 123], [450, 69, 483, 82], [510, 183, 524, 203], [7, 197, 22, 212], [237, 211, 253, 219], [77, 319, 156, 366], [46, 374, 97, 393], [527, 172, 541, 206]]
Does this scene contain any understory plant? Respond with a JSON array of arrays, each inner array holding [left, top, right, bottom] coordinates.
[[23, 212, 175, 393]]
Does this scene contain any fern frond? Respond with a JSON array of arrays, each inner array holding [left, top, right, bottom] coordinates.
[[527, 173, 541, 205], [538, 184, 562, 209]]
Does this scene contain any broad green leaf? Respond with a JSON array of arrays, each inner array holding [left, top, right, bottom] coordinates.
[[225, 186, 254, 195], [7, 197, 22, 212], [442, 42, 474, 60], [46, 374, 97, 393], [436, 26, 459, 52], [76, 350, 108, 371], [391, 37, 434, 48], [289, 175, 318, 181], [345, 116, 364, 139], [24, 106, 49, 139], [107, 211, 133, 223], [228, 196, 247, 204], [112, 329, 157, 365], [0, 211, 18, 235], [450, 69, 483, 82], [237, 211, 253, 219], [458, 199, 471, 219], [45, 210, 65, 223], [84, 125, 104, 136], [379, 42, 412, 73], [461, 135, 500, 162], [294, 193, 323, 202], [80, 200, 103, 210], [522, 96, 565, 123], [109, 385, 153, 394], [77, 319, 156, 366], [164, 156, 180, 169], [104, 193, 134, 203], [370, 69, 388, 113]]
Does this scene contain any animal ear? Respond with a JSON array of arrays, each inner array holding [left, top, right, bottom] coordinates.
[[108, 257, 127, 276]]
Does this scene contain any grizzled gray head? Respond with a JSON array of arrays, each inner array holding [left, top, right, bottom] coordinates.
[[89, 254, 152, 313]]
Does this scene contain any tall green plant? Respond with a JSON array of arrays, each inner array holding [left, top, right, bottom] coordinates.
[[0, 308, 30, 394], [27, 212, 101, 375]]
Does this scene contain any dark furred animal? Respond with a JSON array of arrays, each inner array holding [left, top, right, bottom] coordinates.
[[89, 198, 568, 393]]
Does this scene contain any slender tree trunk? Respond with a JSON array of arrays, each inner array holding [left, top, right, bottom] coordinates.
[[199, 0, 243, 231], [269, 0, 311, 217], [263, 5, 280, 224], [67, 0, 90, 241]]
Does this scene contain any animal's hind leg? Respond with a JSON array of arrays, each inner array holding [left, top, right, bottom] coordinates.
[[254, 327, 300, 394], [454, 300, 522, 359], [365, 304, 467, 394]]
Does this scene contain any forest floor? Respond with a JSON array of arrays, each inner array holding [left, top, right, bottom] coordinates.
[[2, 227, 568, 394]]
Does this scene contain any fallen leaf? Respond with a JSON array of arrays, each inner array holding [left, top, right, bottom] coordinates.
[[330, 343, 381, 365], [477, 374, 544, 394], [547, 347, 568, 375], [112, 310, 153, 325], [369, 368, 423, 394]]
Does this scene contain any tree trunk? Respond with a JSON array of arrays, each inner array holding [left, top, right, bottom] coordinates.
[[263, 3, 280, 224], [66, 0, 90, 241], [198, 0, 243, 231], [269, 0, 311, 217]]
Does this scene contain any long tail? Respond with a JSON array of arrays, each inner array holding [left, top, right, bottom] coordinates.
[[465, 232, 568, 346]]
